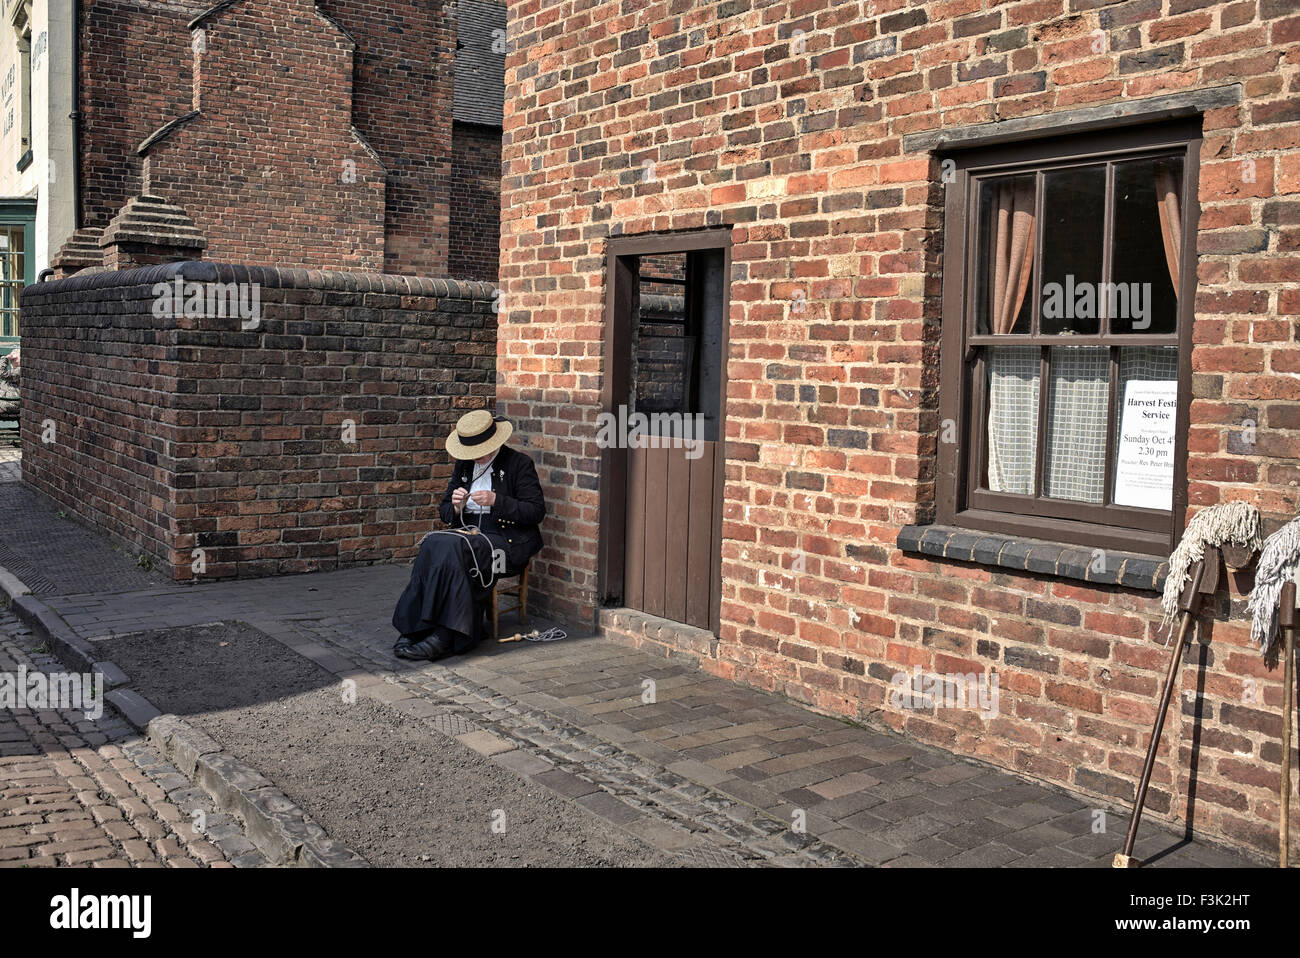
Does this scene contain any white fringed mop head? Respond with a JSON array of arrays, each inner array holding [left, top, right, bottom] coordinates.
[[1159, 501, 1263, 636], [1246, 516, 1300, 656]]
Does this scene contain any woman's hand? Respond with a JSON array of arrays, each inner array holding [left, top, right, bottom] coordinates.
[[451, 487, 469, 511], [470, 490, 496, 509]]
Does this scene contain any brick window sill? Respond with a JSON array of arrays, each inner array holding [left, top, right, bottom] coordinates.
[[896, 524, 1168, 593]]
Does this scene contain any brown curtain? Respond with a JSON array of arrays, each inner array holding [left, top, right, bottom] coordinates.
[[985, 179, 1038, 495], [989, 180, 1036, 334], [1155, 164, 1182, 297]]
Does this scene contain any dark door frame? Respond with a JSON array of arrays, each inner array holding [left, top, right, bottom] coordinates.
[[597, 227, 732, 636]]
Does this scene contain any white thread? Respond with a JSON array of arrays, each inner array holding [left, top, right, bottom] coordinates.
[[417, 526, 498, 591]]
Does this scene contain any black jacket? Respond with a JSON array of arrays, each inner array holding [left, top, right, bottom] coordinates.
[[438, 445, 545, 572]]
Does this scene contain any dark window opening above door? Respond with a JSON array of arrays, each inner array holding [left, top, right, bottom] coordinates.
[[631, 249, 724, 443]]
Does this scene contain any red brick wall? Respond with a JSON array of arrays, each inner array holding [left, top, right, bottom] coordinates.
[[142, 0, 388, 270], [449, 121, 504, 282], [78, 0, 207, 230], [317, 0, 457, 275], [499, 0, 1300, 856], [20, 263, 497, 579], [17, 267, 183, 561]]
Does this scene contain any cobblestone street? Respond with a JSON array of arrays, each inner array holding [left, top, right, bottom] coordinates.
[[0, 473, 1258, 868], [0, 612, 259, 868]]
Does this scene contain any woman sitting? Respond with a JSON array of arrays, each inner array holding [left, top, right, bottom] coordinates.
[[392, 410, 546, 662]]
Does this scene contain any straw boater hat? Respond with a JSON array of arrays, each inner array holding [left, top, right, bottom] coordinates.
[[446, 409, 513, 461]]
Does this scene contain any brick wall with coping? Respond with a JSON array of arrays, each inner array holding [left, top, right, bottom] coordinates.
[[499, 0, 1300, 856], [20, 262, 497, 579]]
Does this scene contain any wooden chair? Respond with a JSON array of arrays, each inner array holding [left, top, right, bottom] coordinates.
[[490, 563, 529, 638]]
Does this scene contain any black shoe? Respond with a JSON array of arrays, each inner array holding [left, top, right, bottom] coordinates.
[[393, 634, 451, 661]]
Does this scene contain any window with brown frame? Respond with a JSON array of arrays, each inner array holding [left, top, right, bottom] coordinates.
[[936, 119, 1201, 557]]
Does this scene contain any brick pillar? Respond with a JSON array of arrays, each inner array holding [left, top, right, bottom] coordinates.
[[49, 227, 106, 278], [98, 194, 207, 270]]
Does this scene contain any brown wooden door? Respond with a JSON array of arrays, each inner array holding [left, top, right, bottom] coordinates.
[[624, 436, 721, 630], [600, 235, 729, 636]]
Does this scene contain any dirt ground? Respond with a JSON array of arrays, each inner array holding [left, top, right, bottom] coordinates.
[[98, 622, 676, 867]]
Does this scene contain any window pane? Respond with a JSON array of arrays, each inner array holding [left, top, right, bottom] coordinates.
[[975, 174, 1035, 336], [0, 227, 21, 339], [632, 250, 723, 442], [635, 253, 690, 419], [985, 345, 1039, 494], [1039, 165, 1105, 336], [1043, 346, 1108, 503], [1111, 156, 1181, 335], [1112, 346, 1179, 510]]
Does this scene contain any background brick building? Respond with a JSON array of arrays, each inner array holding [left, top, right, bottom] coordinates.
[[451, 0, 508, 281], [20, 2, 510, 585], [497, 0, 1300, 857], [64, 0, 505, 280]]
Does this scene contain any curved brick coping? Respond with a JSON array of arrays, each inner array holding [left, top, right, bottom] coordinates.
[[189, 0, 241, 29], [189, 0, 359, 46], [23, 260, 498, 302], [137, 110, 200, 155], [897, 524, 1168, 593]]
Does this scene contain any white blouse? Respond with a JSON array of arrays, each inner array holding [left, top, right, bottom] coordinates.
[[463, 453, 497, 513]]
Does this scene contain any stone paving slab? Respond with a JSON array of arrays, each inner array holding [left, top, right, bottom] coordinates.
[[0, 480, 169, 596], [0, 468, 1262, 868]]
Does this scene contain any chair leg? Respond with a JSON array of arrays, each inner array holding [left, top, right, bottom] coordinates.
[[518, 567, 529, 627], [490, 587, 499, 639]]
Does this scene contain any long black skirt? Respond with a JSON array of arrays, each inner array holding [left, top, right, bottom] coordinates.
[[392, 529, 504, 654]]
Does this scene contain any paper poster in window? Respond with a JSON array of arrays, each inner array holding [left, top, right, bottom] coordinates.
[[1113, 380, 1178, 510]]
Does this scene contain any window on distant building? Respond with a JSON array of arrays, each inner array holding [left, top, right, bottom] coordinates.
[[10, 0, 31, 169], [17, 29, 29, 161], [0, 199, 34, 343], [936, 120, 1200, 556]]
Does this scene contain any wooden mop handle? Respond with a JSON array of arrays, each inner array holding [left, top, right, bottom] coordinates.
[[1281, 581, 1296, 868], [1184, 547, 1220, 610], [1116, 550, 1219, 867]]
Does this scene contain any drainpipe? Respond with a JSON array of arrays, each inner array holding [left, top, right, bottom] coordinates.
[[69, 0, 82, 229]]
